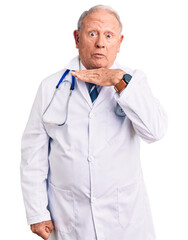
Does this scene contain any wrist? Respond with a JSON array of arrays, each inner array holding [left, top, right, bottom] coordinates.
[[113, 70, 126, 86], [114, 73, 132, 93]]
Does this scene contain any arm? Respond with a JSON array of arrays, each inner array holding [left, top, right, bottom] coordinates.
[[114, 69, 168, 143], [72, 68, 168, 143], [20, 82, 54, 238]]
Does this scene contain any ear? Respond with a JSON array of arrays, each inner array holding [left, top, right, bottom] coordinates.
[[73, 30, 80, 49], [117, 34, 124, 53]]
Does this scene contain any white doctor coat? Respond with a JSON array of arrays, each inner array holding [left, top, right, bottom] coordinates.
[[21, 56, 167, 240]]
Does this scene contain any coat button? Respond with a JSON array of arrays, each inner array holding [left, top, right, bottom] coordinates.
[[89, 112, 95, 119], [88, 156, 94, 162], [91, 197, 97, 204]]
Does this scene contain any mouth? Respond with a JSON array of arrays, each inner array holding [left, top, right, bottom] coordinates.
[[92, 53, 105, 58]]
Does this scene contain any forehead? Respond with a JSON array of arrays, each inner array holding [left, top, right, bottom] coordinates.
[[82, 9, 120, 31]]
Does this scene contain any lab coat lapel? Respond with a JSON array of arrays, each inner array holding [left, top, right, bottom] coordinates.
[[75, 82, 112, 110], [92, 86, 113, 108], [65, 56, 93, 108], [76, 78, 93, 108]]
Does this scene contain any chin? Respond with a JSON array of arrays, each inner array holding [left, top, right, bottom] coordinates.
[[90, 60, 109, 69]]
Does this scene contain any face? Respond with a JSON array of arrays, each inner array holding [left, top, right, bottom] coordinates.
[[74, 9, 124, 69]]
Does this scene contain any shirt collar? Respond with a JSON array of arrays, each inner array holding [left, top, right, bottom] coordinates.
[[79, 60, 86, 70]]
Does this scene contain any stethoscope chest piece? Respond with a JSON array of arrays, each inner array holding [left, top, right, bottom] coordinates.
[[115, 104, 126, 117]]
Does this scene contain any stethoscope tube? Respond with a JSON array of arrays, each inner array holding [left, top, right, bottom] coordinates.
[[56, 69, 75, 90], [42, 69, 76, 126]]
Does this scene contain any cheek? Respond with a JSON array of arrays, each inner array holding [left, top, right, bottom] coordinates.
[[79, 46, 90, 57], [81, 35, 94, 46], [80, 40, 94, 53], [107, 43, 120, 55]]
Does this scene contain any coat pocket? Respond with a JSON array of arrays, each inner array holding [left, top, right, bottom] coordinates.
[[117, 180, 145, 228], [48, 182, 75, 233]]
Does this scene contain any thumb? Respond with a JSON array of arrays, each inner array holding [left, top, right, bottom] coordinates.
[[45, 221, 54, 233], [45, 226, 51, 233]]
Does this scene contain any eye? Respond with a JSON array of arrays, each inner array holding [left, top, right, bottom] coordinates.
[[106, 33, 112, 38], [89, 32, 96, 37]]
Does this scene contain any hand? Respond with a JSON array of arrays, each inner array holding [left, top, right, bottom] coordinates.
[[31, 220, 54, 240], [71, 68, 125, 86]]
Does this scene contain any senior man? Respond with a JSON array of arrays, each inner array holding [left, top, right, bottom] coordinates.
[[21, 5, 167, 240]]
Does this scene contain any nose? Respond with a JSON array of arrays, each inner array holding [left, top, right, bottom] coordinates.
[[95, 35, 105, 48]]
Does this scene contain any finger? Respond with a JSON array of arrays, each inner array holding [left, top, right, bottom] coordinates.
[[72, 70, 95, 77], [33, 227, 50, 240], [46, 223, 54, 233], [71, 71, 84, 80], [31, 224, 52, 240], [45, 226, 50, 233], [44, 221, 54, 235], [72, 71, 99, 83], [71, 71, 77, 77], [39, 230, 50, 240], [71, 70, 82, 77]]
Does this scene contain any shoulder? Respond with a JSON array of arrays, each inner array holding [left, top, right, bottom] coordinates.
[[41, 69, 66, 89], [35, 69, 67, 107]]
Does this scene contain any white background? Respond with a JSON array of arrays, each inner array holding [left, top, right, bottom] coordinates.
[[0, 0, 188, 239]]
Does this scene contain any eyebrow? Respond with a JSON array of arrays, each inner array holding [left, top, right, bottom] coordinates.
[[86, 25, 117, 33]]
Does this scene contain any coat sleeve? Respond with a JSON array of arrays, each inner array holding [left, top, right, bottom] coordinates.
[[114, 69, 168, 143], [20, 81, 51, 225]]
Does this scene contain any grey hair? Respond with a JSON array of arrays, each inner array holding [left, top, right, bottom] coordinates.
[[77, 5, 123, 33]]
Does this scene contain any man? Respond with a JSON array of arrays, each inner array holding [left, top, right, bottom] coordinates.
[[21, 5, 167, 240]]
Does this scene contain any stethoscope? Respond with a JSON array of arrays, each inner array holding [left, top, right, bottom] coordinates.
[[42, 69, 126, 126], [56, 69, 75, 90], [42, 69, 75, 126]]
